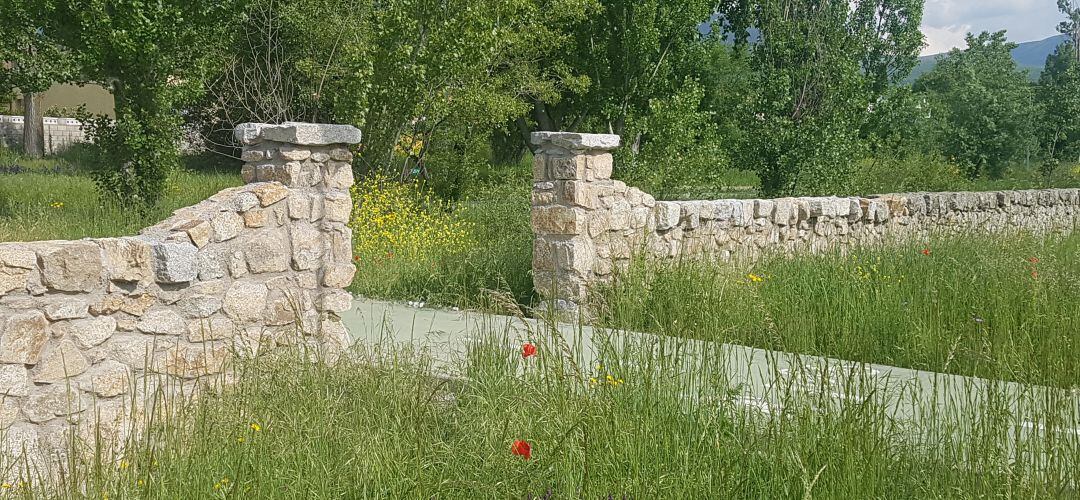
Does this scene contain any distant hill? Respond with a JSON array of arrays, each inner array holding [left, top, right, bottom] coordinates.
[[907, 34, 1070, 83]]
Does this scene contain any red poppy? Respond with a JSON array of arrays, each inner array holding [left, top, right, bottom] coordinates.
[[511, 440, 532, 460], [386, 251, 394, 259], [1028, 256, 1040, 264], [353, 255, 360, 262], [521, 342, 537, 358], [1032, 270, 1039, 279], [920, 248, 931, 256]]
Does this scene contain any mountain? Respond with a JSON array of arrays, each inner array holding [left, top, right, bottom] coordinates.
[[907, 34, 1070, 83]]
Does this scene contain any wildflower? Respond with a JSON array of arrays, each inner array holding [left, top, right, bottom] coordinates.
[[250, 422, 262, 432], [386, 251, 394, 259], [920, 248, 931, 256], [746, 273, 764, 283], [353, 255, 360, 262], [2, 483, 11, 489], [237, 436, 245, 443], [120, 460, 130, 469], [50, 201, 64, 209], [1028, 256, 1039, 264], [510, 440, 532, 460], [589, 377, 598, 386], [521, 342, 537, 358], [137, 479, 145, 487], [1031, 270, 1039, 280]]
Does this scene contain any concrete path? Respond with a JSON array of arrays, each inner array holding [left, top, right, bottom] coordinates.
[[341, 299, 1080, 449]]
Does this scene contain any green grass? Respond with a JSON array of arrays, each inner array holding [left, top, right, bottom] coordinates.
[[14, 324, 1080, 498], [0, 149, 240, 241], [595, 232, 1080, 389]]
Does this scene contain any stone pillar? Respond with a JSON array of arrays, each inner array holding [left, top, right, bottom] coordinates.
[[234, 122, 362, 346], [530, 132, 621, 314]]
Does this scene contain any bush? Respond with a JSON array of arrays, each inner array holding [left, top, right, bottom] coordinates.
[[82, 112, 180, 207]]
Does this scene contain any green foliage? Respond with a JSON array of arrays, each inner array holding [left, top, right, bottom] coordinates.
[[0, 0, 72, 96], [35, 0, 240, 205], [722, 0, 925, 196], [914, 31, 1038, 180], [1037, 43, 1080, 165], [615, 80, 729, 197]]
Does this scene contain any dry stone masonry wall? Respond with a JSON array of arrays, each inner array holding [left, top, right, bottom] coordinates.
[[531, 132, 1080, 311], [0, 122, 360, 478]]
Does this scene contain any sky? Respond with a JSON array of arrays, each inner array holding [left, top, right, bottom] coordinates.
[[921, 0, 1065, 55]]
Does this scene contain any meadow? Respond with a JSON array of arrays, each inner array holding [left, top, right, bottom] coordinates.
[[2, 147, 1080, 497]]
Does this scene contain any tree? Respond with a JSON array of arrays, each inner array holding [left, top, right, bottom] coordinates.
[[1060, 0, 1080, 63], [34, 0, 240, 205], [1038, 40, 1080, 167], [0, 1, 71, 158], [718, 0, 924, 196], [915, 31, 1037, 179]]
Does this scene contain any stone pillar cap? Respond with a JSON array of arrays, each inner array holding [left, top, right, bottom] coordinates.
[[531, 131, 620, 151], [235, 122, 362, 146]]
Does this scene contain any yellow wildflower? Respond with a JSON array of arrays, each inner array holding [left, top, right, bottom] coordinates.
[[250, 422, 262, 432]]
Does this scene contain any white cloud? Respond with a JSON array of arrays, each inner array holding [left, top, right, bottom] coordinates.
[[920, 0, 1062, 55]]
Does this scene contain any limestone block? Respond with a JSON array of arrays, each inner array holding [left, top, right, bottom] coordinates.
[[318, 290, 353, 313], [43, 300, 89, 321], [151, 241, 198, 284], [655, 202, 681, 231], [38, 242, 102, 292], [630, 207, 651, 230], [211, 212, 244, 242], [188, 316, 237, 342], [136, 308, 187, 336], [680, 202, 701, 229], [0, 311, 50, 364], [62, 316, 117, 349], [171, 219, 212, 248], [323, 191, 352, 222], [223, 281, 269, 322], [0, 364, 31, 397], [322, 263, 356, 288], [291, 223, 324, 271], [245, 229, 291, 273], [250, 183, 290, 206], [641, 192, 656, 208], [100, 238, 154, 282], [229, 250, 248, 277], [531, 206, 587, 235], [324, 161, 355, 189], [0, 268, 28, 296], [32, 340, 89, 383], [86, 360, 130, 397]]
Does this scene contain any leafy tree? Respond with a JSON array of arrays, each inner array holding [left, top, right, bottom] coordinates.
[[34, 0, 240, 205], [915, 31, 1037, 180], [1060, 0, 1080, 62], [719, 0, 924, 196], [1038, 40, 1080, 170], [0, 1, 72, 158]]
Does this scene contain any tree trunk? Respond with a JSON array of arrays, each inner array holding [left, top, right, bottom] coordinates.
[[22, 92, 44, 158]]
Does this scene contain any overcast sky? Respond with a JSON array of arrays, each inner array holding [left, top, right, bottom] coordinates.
[[921, 0, 1065, 55]]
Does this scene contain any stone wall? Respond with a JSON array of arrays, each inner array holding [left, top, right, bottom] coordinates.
[[0, 122, 360, 479], [0, 115, 88, 155], [531, 132, 1080, 311]]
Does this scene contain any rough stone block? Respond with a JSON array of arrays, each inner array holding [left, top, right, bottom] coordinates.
[[43, 300, 89, 321], [87, 360, 130, 397], [247, 122, 362, 146], [291, 223, 324, 271], [245, 229, 291, 273], [101, 238, 154, 282], [250, 183, 290, 206], [278, 145, 312, 161], [0, 364, 32, 397], [137, 308, 188, 336], [62, 316, 117, 349], [322, 263, 356, 288], [323, 191, 352, 222], [39, 242, 103, 292], [0, 311, 50, 364], [530, 132, 620, 151], [32, 340, 89, 383], [318, 290, 353, 313], [587, 154, 613, 180], [655, 202, 681, 231], [188, 316, 237, 342], [151, 241, 198, 284], [211, 212, 244, 242], [324, 161, 355, 189], [532, 154, 548, 181], [532, 206, 587, 235], [224, 281, 269, 322]]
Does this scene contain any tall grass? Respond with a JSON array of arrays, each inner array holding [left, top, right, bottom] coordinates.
[[595, 231, 1080, 389], [0, 150, 240, 241], [13, 318, 1079, 498]]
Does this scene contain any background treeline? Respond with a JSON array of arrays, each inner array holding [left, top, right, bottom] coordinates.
[[3, 0, 1080, 204]]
